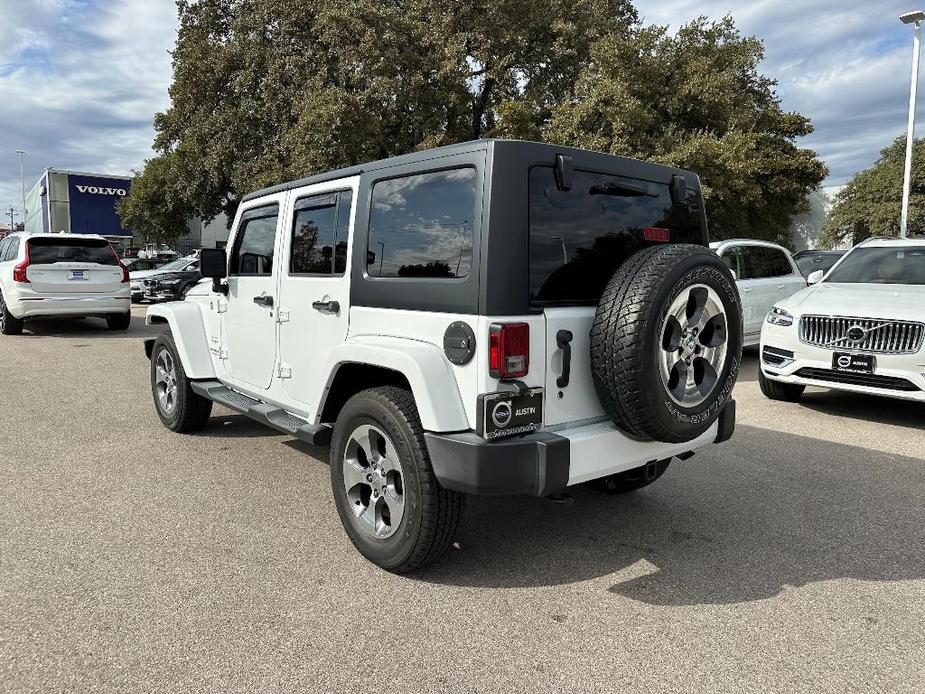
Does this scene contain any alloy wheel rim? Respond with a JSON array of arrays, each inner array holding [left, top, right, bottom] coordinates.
[[342, 424, 405, 540], [658, 284, 729, 407], [0, 294, 5, 330], [154, 349, 178, 415]]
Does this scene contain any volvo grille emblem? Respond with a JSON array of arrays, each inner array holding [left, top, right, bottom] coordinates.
[[846, 326, 866, 342], [837, 355, 853, 368], [491, 401, 513, 428]]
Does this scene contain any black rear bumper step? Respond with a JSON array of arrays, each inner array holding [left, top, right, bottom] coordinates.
[[190, 380, 332, 446]]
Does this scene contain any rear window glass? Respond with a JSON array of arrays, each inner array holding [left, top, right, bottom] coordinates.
[[28, 238, 117, 265], [529, 167, 702, 305]]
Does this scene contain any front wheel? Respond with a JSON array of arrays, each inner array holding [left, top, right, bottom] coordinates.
[[150, 333, 213, 432], [330, 386, 463, 573], [759, 370, 805, 402], [0, 291, 24, 335]]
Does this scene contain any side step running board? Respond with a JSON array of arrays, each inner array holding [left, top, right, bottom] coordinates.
[[190, 380, 332, 446]]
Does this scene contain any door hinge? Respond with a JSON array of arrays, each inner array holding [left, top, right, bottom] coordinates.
[[219, 348, 229, 360], [278, 364, 292, 379], [277, 308, 290, 323], [216, 298, 227, 314]]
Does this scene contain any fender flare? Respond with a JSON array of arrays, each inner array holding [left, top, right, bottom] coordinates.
[[319, 336, 470, 433], [145, 302, 216, 379]]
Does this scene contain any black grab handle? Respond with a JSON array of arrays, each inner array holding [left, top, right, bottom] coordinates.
[[556, 329, 573, 388]]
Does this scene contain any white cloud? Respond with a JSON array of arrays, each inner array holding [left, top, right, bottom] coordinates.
[[635, 0, 922, 184], [0, 0, 177, 221]]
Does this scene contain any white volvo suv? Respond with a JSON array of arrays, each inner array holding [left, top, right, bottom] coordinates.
[[759, 238, 925, 402], [0, 233, 131, 335]]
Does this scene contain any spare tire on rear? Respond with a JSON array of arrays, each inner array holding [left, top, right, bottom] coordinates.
[[590, 244, 742, 443]]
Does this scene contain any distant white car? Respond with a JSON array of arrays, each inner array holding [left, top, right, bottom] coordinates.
[[710, 239, 806, 346], [129, 255, 199, 302], [0, 232, 131, 335], [760, 238, 925, 402]]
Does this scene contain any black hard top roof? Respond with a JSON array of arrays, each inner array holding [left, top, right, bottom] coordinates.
[[240, 139, 699, 202]]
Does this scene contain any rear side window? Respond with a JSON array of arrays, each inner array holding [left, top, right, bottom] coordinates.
[[741, 246, 772, 279], [230, 205, 279, 276], [27, 237, 116, 265], [529, 167, 703, 305], [367, 168, 475, 279], [290, 189, 353, 275]]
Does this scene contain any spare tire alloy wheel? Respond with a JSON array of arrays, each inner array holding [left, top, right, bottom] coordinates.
[[659, 285, 728, 407], [342, 424, 405, 539], [591, 244, 742, 444]]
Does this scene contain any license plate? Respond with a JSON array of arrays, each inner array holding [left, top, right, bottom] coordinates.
[[68, 270, 88, 281], [832, 352, 875, 374], [477, 388, 544, 440]]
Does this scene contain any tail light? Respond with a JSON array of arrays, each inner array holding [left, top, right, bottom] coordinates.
[[642, 227, 670, 243], [489, 322, 529, 379], [110, 244, 130, 282], [13, 243, 30, 283]]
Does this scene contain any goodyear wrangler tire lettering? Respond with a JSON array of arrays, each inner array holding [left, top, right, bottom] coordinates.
[[590, 244, 743, 443]]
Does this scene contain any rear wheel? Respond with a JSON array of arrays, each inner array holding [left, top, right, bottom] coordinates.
[[150, 333, 213, 432], [330, 386, 463, 573], [759, 370, 805, 402], [590, 458, 671, 494], [106, 311, 131, 331], [0, 291, 24, 335]]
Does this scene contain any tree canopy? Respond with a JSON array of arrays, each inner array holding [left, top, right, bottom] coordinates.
[[822, 135, 925, 248], [119, 0, 826, 245]]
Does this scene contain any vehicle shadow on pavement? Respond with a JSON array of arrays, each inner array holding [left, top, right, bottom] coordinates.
[[736, 346, 760, 383], [200, 413, 286, 438], [796, 391, 925, 430], [19, 317, 160, 340], [416, 424, 925, 605]]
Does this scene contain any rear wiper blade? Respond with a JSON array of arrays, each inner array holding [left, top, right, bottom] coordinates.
[[589, 181, 659, 197]]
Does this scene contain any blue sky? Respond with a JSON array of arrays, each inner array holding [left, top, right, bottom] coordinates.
[[0, 0, 920, 225]]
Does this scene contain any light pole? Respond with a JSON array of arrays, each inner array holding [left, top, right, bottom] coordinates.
[[15, 150, 26, 230], [900, 11, 925, 238]]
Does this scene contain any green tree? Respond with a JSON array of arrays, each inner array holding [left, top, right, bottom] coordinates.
[[822, 135, 925, 248], [122, 2, 825, 245]]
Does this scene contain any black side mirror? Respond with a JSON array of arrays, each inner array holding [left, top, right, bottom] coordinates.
[[200, 248, 227, 279]]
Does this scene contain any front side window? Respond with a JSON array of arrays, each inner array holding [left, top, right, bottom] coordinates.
[[367, 168, 475, 279], [824, 246, 925, 285], [290, 189, 353, 275], [741, 246, 772, 279], [230, 205, 279, 276]]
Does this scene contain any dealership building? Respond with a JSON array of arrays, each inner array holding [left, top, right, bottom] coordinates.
[[23, 168, 227, 253]]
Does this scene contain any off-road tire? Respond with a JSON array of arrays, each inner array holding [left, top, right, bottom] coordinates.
[[591, 244, 742, 443], [759, 370, 805, 402], [0, 291, 24, 335], [150, 332, 213, 432], [106, 311, 131, 331], [330, 386, 463, 573], [590, 459, 671, 494]]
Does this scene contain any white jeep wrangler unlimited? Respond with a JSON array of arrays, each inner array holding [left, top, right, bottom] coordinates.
[[144, 140, 742, 572]]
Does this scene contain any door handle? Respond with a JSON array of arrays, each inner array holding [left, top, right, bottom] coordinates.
[[253, 294, 274, 307], [777, 284, 786, 290], [312, 300, 340, 314], [556, 329, 573, 388], [741, 287, 753, 293]]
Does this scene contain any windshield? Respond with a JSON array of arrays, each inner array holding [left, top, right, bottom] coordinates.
[[796, 253, 843, 277], [155, 257, 192, 272], [824, 246, 925, 285]]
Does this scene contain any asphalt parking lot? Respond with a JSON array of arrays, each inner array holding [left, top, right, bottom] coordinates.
[[1, 308, 923, 693]]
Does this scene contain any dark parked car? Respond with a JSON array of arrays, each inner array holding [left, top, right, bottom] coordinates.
[[142, 269, 203, 302], [792, 249, 846, 278], [123, 257, 168, 272]]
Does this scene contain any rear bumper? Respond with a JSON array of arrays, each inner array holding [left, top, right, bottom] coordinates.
[[424, 401, 735, 496], [10, 293, 130, 318]]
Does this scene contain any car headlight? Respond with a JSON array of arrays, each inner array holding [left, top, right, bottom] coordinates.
[[766, 306, 794, 327], [158, 278, 182, 287]]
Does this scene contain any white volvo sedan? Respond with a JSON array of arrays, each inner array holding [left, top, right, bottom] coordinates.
[[0, 233, 131, 335], [759, 238, 925, 402]]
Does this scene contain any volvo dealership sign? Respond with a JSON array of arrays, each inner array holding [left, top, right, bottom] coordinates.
[[68, 174, 133, 237]]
